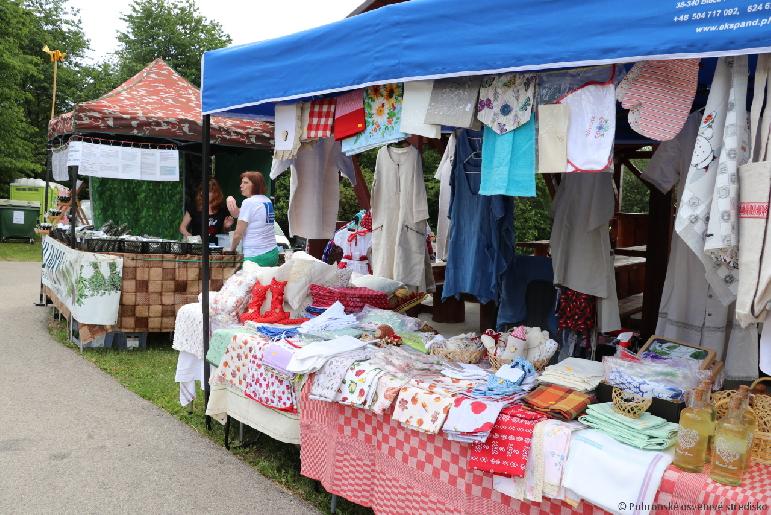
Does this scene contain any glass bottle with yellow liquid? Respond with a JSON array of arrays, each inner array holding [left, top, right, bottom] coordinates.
[[710, 395, 750, 486], [737, 385, 758, 468], [673, 386, 712, 472], [701, 380, 716, 463]]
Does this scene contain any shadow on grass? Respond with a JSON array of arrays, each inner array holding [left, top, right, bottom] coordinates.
[[48, 318, 372, 515]]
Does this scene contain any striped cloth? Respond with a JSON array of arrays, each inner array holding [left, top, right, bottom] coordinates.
[[618, 59, 699, 141]]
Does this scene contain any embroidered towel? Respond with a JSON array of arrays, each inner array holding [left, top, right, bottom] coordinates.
[[476, 73, 536, 135]]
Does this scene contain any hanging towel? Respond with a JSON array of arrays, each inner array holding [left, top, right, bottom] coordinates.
[[476, 72, 536, 135], [274, 103, 302, 159], [537, 103, 569, 173], [334, 89, 365, 141], [424, 76, 482, 129], [737, 54, 771, 327], [480, 117, 536, 197], [557, 79, 616, 173], [305, 98, 336, 140], [675, 55, 750, 306], [401, 80, 441, 138], [342, 83, 406, 155]]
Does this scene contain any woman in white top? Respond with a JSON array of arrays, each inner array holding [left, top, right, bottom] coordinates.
[[228, 171, 278, 265]]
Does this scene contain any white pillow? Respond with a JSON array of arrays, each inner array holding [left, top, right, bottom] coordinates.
[[284, 255, 352, 310], [209, 268, 259, 317], [350, 274, 404, 294]]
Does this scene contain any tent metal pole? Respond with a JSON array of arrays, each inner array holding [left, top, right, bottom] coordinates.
[[36, 147, 52, 306], [201, 115, 212, 430], [69, 165, 76, 246]]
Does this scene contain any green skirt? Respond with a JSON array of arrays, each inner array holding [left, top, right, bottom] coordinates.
[[244, 246, 280, 266]]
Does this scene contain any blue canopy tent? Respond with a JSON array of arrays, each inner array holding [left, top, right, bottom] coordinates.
[[201, 0, 771, 117], [196, 0, 771, 424]]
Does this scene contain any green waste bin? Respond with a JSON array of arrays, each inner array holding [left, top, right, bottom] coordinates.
[[10, 183, 58, 223], [0, 200, 39, 243]]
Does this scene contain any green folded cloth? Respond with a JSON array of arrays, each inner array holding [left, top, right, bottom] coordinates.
[[300, 327, 363, 342], [398, 332, 428, 353], [579, 402, 678, 450], [206, 327, 255, 366]]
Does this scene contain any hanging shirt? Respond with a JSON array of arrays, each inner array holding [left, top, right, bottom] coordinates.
[[650, 112, 759, 381], [434, 132, 456, 261], [371, 144, 433, 291], [333, 226, 372, 275], [550, 172, 619, 335], [238, 194, 276, 257], [272, 138, 353, 240], [442, 129, 515, 304], [479, 118, 536, 197]]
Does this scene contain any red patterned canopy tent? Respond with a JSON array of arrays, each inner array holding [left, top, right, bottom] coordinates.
[[48, 59, 272, 148]]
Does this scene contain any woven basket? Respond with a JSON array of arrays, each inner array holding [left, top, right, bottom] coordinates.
[[611, 387, 652, 419], [430, 346, 485, 364], [712, 377, 771, 465], [488, 354, 550, 372]]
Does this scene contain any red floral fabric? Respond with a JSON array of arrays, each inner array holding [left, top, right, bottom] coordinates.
[[557, 288, 596, 333]]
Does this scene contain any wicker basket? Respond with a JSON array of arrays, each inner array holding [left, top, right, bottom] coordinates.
[[611, 387, 652, 419], [430, 346, 485, 364], [712, 377, 771, 465]]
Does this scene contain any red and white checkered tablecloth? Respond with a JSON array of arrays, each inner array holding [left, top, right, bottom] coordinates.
[[299, 382, 771, 515]]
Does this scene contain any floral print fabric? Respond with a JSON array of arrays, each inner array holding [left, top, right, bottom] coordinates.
[[309, 348, 374, 401], [336, 359, 384, 408], [342, 83, 406, 156], [244, 350, 298, 413], [392, 386, 454, 434], [442, 396, 506, 443], [477, 73, 535, 135]]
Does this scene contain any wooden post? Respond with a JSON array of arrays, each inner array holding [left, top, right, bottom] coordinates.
[[351, 156, 370, 210], [641, 185, 673, 340]]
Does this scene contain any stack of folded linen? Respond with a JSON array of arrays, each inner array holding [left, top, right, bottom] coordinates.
[[442, 397, 507, 443], [522, 384, 593, 421], [578, 402, 678, 450], [538, 358, 604, 391]]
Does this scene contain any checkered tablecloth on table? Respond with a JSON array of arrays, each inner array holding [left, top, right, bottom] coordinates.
[[299, 380, 771, 515]]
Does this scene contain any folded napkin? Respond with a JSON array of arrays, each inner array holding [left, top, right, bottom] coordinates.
[[469, 404, 548, 477], [578, 402, 679, 450], [310, 348, 374, 401], [443, 396, 506, 443], [392, 385, 454, 434], [336, 359, 384, 408], [538, 357, 604, 391], [562, 429, 672, 515], [523, 384, 592, 420]]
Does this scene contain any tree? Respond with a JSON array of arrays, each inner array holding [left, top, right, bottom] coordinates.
[[0, 1, 40, 194], [116, 0, 231, 86]]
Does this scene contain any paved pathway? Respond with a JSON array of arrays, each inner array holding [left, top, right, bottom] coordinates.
[[0, 261, 317, 514]]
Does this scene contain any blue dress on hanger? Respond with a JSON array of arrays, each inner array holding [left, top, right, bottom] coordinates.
[[442, 129, 515, 304]]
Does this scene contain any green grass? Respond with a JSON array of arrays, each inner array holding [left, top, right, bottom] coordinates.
[[0, 237, 41, 261], [48, 318, 371, 515]]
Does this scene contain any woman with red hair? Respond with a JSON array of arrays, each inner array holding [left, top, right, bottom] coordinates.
[[179, 178, 233, 238], [228, 171, 278, 265]]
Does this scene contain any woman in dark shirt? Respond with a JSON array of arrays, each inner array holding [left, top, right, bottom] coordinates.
[[179, 178, 234, 238]]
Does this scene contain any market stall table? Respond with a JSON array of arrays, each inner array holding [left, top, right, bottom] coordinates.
[[299, 382, 771, 515]]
